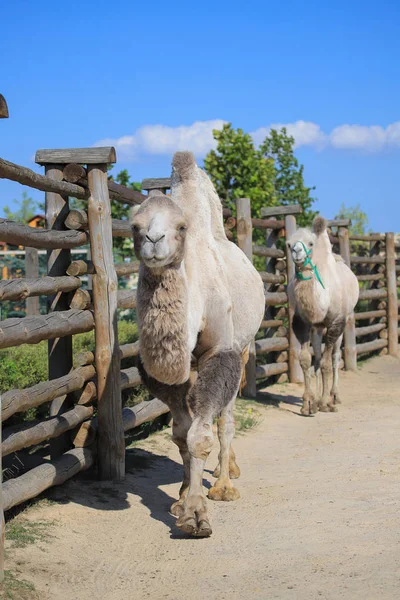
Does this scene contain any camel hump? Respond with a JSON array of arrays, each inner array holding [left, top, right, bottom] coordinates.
[[172, 151, 197, 181], [313, 216, 328, 235]]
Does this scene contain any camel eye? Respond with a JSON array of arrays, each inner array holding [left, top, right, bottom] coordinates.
[[132, 225, 139, 233], [287, 242, 291, 249], [178, 225, 186, 232], [309, 242, 314, 247]]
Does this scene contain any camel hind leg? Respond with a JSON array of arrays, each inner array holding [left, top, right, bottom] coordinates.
[[293, 314, 317, 416], [330, 334, 343, 406], [319, 318, 345, 413]]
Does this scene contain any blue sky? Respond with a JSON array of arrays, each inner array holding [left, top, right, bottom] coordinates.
[[1, 0, 399, 231]]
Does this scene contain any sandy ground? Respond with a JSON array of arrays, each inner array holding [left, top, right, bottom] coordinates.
[[5, 355, 400, 600]]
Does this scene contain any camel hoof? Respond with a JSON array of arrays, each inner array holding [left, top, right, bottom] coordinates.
[[318, 405, 330, 412], [328, 404, 338, 413], [310, 403, 319, 414], [208, 485, 240, 502], [170, 500, 185, 518], [301, 406, 311, 416], [176, 516, 212, 538]]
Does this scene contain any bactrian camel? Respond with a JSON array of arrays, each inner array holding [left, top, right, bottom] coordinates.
[[287, 217, 359, 416], [132, 152, 265, 537]]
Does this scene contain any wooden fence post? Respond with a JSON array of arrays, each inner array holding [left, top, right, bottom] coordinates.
[[87, 164, 125, 480], [338, 226, 358, 370], [25, 247, 40, 316], [45, 165, 73, 458], [385, 232, 398, 356], [236, 198, 257, 398], [285, 215, 303, 382]]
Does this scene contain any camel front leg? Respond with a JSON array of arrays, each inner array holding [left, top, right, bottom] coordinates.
[[293, 315, 316, 416], [319, 319, 345, 412], [209, 396, 240, 501], [170, 414, 192, 517], [176, 350, 242, 537]]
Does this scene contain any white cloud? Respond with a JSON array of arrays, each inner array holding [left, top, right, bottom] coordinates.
[[95, 119, 400, 160], [95, 119, 226, 160]]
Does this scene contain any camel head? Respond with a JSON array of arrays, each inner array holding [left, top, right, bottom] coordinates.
[[286, 216, 328, 268], [131, 192, 188, 269]]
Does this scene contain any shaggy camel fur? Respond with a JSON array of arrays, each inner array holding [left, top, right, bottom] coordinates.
[[132, 152, 265, 537], [287, 217, 359, 416]]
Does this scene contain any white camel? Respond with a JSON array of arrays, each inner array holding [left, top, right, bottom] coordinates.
[[287, 217, 359, 415], [132, 152, 265, 536]]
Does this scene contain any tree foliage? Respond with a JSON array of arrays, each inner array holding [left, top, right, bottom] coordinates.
[[204, 124, 317, 227], [335, 203, 369, 236], [3, 191, 41, 223]]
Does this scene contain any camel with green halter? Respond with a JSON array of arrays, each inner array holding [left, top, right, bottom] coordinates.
[[287, 217, 359, 415]]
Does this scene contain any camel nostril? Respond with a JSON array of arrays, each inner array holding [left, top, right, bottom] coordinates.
[[146, 233, 165, 244]]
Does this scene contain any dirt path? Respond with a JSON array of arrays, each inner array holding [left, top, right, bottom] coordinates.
[[6, 355, 400, 600]]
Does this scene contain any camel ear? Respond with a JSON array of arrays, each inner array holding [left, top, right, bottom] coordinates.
[[313, 216, 327, 235]]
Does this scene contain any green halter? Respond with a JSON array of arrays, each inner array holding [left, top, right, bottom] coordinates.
[[295, 242, 325, 289]]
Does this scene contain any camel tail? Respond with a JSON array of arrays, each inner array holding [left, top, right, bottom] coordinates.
[[239, 345, 250, 396]]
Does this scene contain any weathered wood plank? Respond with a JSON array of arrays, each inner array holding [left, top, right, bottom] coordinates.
[[339, 227, 357, 371], [253, 245, 285, 259], [65, 209, 133, 238], [114, 262, 139, 277], [70, 289, 92, 310], [356, 273, 385, 282], [2, 405, 94, 457], [354, 309, 386, 321], [255, 337, 289, 355], [260, 319, 284, 329], [0, 309, 94, 350], [87, 164, 125, 481], [261, 205, 302, 217], [356, 338, 388, 355], [236, 197, 257, 398], [285, 214, 303, 383], [256, 362, 288, 379], [327, 219, 351, 227], [265, 291, 288, 306], [36, 147, 116, 165], [259, 272, 286, 285], [1, 365, 95, 422], [358, 288, 388, 301], [350, 233, 385, 242], [0, 217, 88, 249], [25, 248, 40, 316], [385, 233, 398, 356], [0, 276, 81, 302], [120, 367, 142, 390], [119, 341, 140, 359], [251, 218, 285, 230], [117, 289, 137, 309], [141, 177, 171, 190], [3, 448, 94, 512], [0, 157, 88, 199], [351, 255, 385, 264], [355, 323, 386, 337], [66, 260, 95, 277]]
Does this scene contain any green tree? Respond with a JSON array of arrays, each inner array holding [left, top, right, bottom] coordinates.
[[3, 191, 41, 223], [204, 124, 316, 227], [335, 203, 369, 235], [260, 128, 317, 227], [107, 169, 141, 260]]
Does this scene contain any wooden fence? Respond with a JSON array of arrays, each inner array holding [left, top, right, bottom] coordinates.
[[0, 97, 399, 580]]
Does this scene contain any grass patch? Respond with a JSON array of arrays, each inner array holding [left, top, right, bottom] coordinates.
[[6, 518, 54, 549], [0, 570, 37, 600], [235, 398, 262, 432]]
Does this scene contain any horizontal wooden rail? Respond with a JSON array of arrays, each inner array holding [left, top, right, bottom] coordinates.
[[356, 273, 385, 282], [255, 337, 288, 354], [2, 405, 94, 457], [117, 289, 137, 310], [256, 362, 288, 379], [120, 341, 140, 359], [114, 262, 139, 277], [265, 291, 288, 306], [251, 218, 284, 230], [358, 288, 388, 301], [74, 397, 169, 448], [261, 205, 302, 217], [327, 219, 351, 227], [66, 260, 94, 276], [259, 272, 286, 285], [65, 210, 132, 238], [351, 255, 385, 264], [3, 448, 94, 511], [355, 323, 386, 337], [354, 309, 386, 321], [120, 366, 141, 390], [349, 234, 384, 242], [0, 157, 88, 199], [356, 338, 388, 355], [260, 319, 284, 329], [0, 218, 88, 249], [36, 147, 116, 165], [253, 245, 285, 259], [1, 365, 95, 422], [0, 309, 94, 349], [0, 276, 81, 302]]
